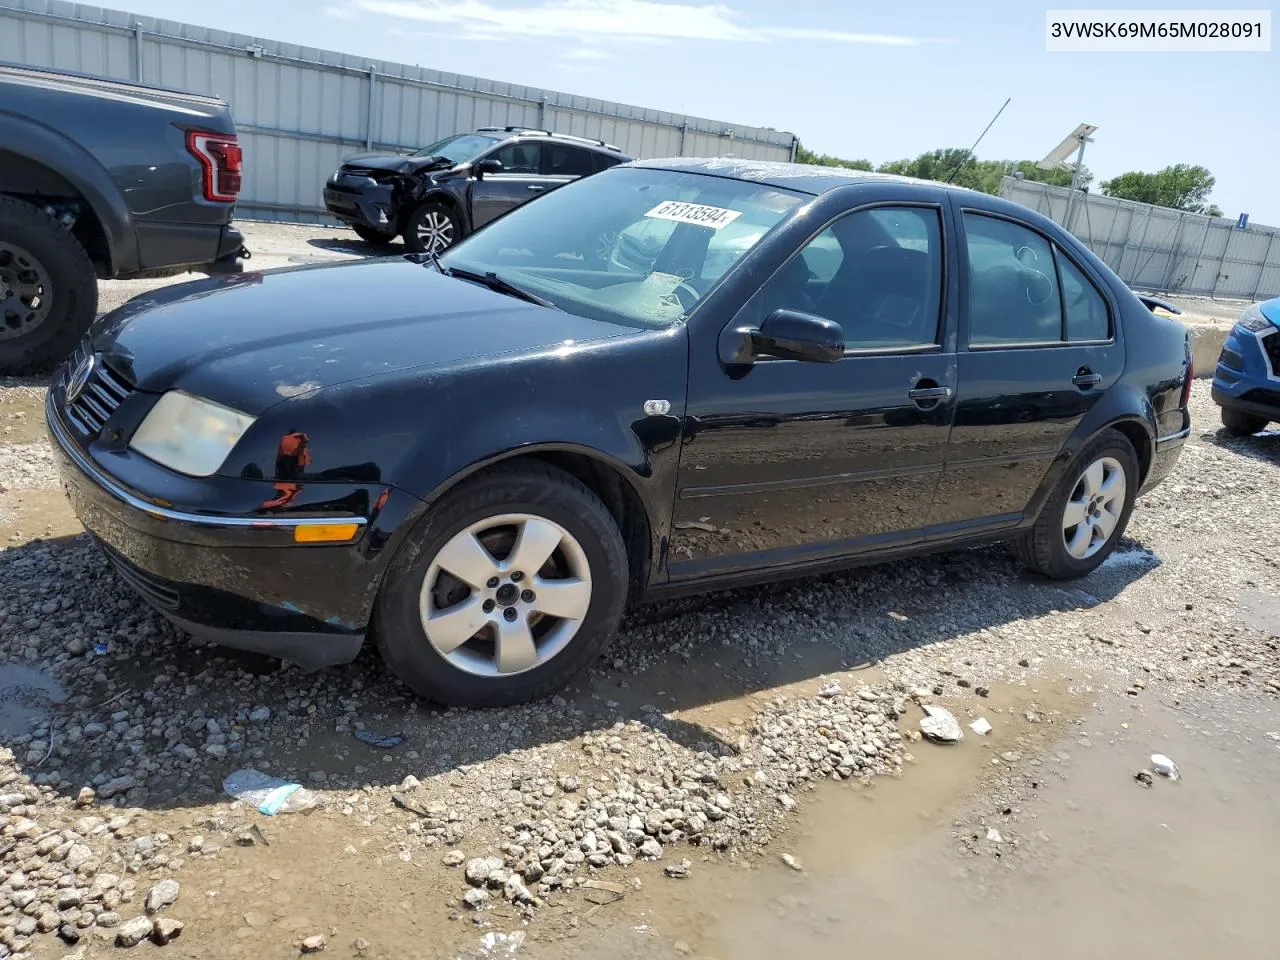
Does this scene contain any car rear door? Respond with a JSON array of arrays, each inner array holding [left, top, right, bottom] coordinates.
[[668, 197, 960, 579], [470, 142, 550, 228], [926, 204, 1124, 534]]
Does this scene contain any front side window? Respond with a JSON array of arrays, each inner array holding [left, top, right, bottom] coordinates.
[[410, 134, 498, 163], [489, 142, 542, 174], [441, 168, 804, 329], [754, 206, 944, 350], [964, 213, 1111, 346]]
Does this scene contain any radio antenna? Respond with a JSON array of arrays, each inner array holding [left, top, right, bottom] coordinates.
[[945, 97, 1011, 184]]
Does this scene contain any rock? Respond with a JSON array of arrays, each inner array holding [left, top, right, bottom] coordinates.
[[116, 916, 154, 947], [65, 844, 93, 871], [66, 637, 87, 656], [96, 776, 136, 800], [74, 787, 96, 808], [663, 858, 692, 879], [920, 705, 963, 743], [464, 857, 503, 887], [399, 775, 421, 791], [300, 933, 326, 953], [1134, 770, 1155, 787], [463, 888, 490, 909], [975, 686, 990, 698], [243, 912, 270, 928], [1000, 751, 1021, 763], [504, 875, 536, 905], [152, 917, 184, 944], [986, 827, 1003, 844], [777, 794, 797, 812], [187, 837, 204, 854], [145, 879, 180, 914], [780, 853, 803, 872], [96, 911, 122, 928], [249, 707, 271, 723], [57, 922, 80, 944], [442, 850, 465, 867], [638, 838, 662, 860]]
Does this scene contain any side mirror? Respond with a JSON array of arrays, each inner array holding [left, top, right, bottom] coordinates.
[[475, 158, 504, 177], [720, 309, 844, 365]]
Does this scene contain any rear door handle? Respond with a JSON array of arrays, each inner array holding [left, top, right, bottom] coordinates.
[[908, 386, 953, 401], [527, 185, 546, 192], [1072, 370, 1102, 389]]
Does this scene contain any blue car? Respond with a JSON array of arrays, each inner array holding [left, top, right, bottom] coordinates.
[[1212, 297, 1280, 435]]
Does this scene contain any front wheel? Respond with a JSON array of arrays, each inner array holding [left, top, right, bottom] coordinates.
[[352, 224, 397, 248], [1014, 429, 1139, 579], [402, 202, 461, 255], [1220, 407, 1268, 437], [374, 463, 628, 706]]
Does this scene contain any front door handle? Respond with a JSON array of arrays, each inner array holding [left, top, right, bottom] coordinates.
[[527, 184, 546, 192], [1072, 370, 1102, 389], [908, 385, 953, 402]]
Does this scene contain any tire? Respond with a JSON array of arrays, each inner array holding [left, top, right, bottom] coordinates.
[[1220, 407, 1268, 437], [0, 196, 98, 376], [1013, 428, 1139, 580], [374, 462, 629, 707], [402, 201, 461, 255], [352, 224, 397, 248]]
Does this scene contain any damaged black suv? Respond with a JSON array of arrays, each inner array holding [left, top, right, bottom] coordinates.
[[323, 126, 630, 254]]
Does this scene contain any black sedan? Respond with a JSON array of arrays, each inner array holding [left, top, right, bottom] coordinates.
[[47, 159, 1193, 707]]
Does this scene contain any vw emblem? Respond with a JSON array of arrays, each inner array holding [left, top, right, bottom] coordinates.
[[65, 352, 96, 404]]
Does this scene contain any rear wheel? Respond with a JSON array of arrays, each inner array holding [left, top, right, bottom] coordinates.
[[1220, 407, 1268, 436], [352, 224, 397, 248], [402, 202, 461, 255], [0, 196, 98, 376], [1014, 429, 1139, 579], [375, 463, 628, 706]]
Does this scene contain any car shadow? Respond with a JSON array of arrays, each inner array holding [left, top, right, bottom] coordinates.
[[307, 236, 403, 257], [0, 532, 1161, 811], [1207, 425, 1280, 466]]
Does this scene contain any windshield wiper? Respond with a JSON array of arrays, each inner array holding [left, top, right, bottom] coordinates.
[[441, 264, 559, 309]]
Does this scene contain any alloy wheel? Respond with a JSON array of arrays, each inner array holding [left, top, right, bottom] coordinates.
[[0, 242, 53, 342], [416, 211, 455, 255], [419, 513, 593, 677], [1061, 456, 1126, 560]]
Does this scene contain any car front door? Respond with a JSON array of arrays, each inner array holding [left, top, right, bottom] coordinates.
[[470, 143, 552, 228], [926, 207, 1124, 534], [669, 200, 959, 580]]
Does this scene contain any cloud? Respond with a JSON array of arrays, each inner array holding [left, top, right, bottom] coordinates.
[[561, 46, 612, 60], [349, 0, 937, 45]]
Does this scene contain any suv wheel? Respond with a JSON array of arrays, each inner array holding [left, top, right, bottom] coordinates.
[[403, 202, 461, 255], [1220, 407, 1268, 436], [374, 462, 628, 706], [352, 224, 397, 248], [1014, 428, 1139, 579], [0, 196, 98, 376]]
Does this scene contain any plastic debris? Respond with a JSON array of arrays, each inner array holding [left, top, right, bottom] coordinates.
[[817, 681, 842, 698], [478, 931, 526, 956], [93, 641, 110, 656], [969, 718, 993, 736], [353, 730, 404, 749], [223, 769, 319, 816], [1134, 770, 1154, 787], [920, 704, 964, 743], [1151, 754, 1181, 781]]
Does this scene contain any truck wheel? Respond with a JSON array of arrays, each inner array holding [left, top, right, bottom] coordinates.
[[1220, 407, 1268, 437], [374, 462, 628, 707], [1013, 428, 1139, 579], [0, 196, 98, 376], [403, 202, 461, 255], [352, 224, 397, 248]]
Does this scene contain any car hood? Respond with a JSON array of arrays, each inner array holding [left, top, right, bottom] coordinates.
[[1260, 297, 1280, 327], [92, 258, 635, 414], [342, 153, 456, 176]]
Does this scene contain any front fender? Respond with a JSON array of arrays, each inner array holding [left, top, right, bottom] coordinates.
[[0, 112, 137, 274]]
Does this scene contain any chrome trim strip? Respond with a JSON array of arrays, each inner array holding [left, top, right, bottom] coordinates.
[[1156, 427, 1191, 444], [47, 395, 368, 532]]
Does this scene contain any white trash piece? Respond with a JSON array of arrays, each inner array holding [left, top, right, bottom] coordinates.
[[1150, 754, 1181, 781], [223, 769, 320, 815], [920, 704, 963, 743], [969, 718, 993, 736]]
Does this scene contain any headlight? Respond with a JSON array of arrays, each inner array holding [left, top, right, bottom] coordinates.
[[129, 391, 255, 477], [1237, 303, 1273, 333]]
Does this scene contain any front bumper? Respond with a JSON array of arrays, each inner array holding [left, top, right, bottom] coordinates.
[[46, 391, 409, 670], [323, 177, 397, 232], [1211, 323, 1280, 420]]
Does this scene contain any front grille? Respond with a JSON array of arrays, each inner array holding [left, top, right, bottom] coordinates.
[[1241, 387, 1280, 408], [62, 345, 133, 438], [1261, 330, 1280, 376], [98, 541, 180, 611]]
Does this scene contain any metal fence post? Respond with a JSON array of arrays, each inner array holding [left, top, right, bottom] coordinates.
[[133, 23, 144, 82], [1251, 231, 1277, 300], [1161, 212, 1188, 291], [788, 136, 797, 163], [538, 97, 547, 130], [678, 122, 687, 156], [1211, 224, 1232, 298], [365, 67, 377, 150]]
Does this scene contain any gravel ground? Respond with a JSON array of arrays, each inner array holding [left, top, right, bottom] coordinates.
[[0, 222, 1276, 956]]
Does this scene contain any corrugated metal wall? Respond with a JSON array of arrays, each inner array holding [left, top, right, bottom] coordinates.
[[1001, 177, 1280, 301], [0, 0, 797, 222]]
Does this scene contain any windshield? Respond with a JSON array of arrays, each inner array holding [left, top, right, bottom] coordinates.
[[439, 168, 805, 328], [410, 133, 499, 163]]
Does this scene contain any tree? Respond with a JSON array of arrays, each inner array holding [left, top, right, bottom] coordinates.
[[1100, 164, 1221, 216], [793, 142, 873, 171]]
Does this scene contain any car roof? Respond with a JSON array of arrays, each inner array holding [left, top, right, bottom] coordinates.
[[624, 156, 980, 197], [475, 127, 630, 156]]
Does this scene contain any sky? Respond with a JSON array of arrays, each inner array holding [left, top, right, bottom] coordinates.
[[109, 0, 1278, 223]]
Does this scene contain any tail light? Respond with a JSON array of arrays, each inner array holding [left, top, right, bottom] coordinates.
[[186, 131, 243, 203]]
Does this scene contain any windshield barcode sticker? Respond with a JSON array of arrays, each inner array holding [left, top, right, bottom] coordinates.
[[644, 201, 743, 230]]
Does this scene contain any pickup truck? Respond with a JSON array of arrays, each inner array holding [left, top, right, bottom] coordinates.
[[0, 63, 248, 375]]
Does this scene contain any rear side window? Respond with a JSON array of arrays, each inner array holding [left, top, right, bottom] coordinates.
[[545, 145, 595, 177], [592, 152, 624, 173], [963, 212, 1111, 346]]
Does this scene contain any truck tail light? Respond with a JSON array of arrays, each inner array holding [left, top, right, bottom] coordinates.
[[187, 131, 243, 203]]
